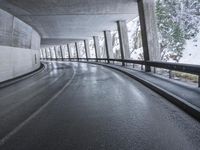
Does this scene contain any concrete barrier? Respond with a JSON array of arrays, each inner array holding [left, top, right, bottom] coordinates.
[[0, 46, 40, 82], [0, 9, 41, 82]]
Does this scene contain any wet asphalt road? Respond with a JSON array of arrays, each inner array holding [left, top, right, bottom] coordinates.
[[0, 61, 200, 150]]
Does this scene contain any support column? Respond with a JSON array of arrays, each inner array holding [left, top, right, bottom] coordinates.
[[93, 36, 101, 62], [43, 49, 46, 60], [104, 30, 113, 63], [198, 75, 200, 88], [84, 40, 90, 61], [41, 49, 44, 60], [40, 49, 43, 59], [138, 0, 160, 72], [67, 44, 71, 61], [54, 46, 58, 60], [75, 42, 79, 61], [60, 45, 64, 61], [45, 48, 48, 60], [49, 48, 53, 60], [117, 20, 130, 66], [42, 49, 44, 59]]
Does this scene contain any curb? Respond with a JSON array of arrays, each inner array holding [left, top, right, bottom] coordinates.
[[0, 63, 45, 89]]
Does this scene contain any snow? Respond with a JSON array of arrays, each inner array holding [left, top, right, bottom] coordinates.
[[180, 31, 200, 65], [130, 47, 143, 60], [127, 17, 143, 60]]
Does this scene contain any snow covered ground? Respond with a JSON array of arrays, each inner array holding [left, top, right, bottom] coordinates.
[[127, 15, 200, 65], [130, 48, 143, 60], [128, 20, 200, 64], [180, 32, 200, 65]]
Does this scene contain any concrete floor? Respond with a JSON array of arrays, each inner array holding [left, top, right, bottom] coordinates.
[[0, 61, 200, 150]]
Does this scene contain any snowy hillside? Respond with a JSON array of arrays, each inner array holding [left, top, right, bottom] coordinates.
[[180, 32, 200, 65]]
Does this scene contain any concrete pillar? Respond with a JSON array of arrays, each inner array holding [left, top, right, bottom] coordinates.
[[93, 36, 101, 61], [62, 46, 66, 59], [44, 48, 47, 59], [138, 0, 160, 72], [41, 49, 43, 59], [117, 20, 130, 66], [40, 49, 43, 59], [104, 30, 113, 63], [60, 45, 64, 61], [84, 40, 90, 61], [75, 42, 79, 61], [42, 49, 44, 59], [42, 49, 45, 59], [54, 46, 58, 60], [67, 44, 71, 61], [49, 48, 53, 60]]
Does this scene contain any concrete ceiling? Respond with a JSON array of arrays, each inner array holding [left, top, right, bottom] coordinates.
[[0, 0, 138, 45]]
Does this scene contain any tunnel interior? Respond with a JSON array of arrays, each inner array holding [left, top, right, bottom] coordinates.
[[0, 0, 200, 150]]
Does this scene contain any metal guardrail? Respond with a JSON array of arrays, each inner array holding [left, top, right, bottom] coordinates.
[[43, 57, 200, 87], [147, 61, 200, 75]]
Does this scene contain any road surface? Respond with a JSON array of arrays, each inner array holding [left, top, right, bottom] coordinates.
[[0, 61, 200, 150]]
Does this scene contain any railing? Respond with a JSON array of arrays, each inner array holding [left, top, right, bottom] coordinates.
[[43, 57, 200, 87]]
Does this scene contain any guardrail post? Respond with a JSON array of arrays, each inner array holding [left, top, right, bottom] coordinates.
[[75, 42, 79, 61], [169, 70, 172, 79], [141, 65, 144, 71], [104, 30, 113, 64], [153, 67, 156, 73], [117, 20, 130, 66]]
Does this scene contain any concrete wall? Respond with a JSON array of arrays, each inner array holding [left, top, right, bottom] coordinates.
[[0, 46, 40, 82], [0, 9, 41, 82]]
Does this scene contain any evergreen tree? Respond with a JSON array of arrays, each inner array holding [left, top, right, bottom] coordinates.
[[156, 0, 185, 62], [155, 0, 200, 62]]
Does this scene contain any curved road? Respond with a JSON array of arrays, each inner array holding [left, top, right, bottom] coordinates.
[[0, 61, 200, 150]]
